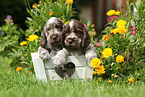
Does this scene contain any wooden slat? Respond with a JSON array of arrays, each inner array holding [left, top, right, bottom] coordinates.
[[31, 53, 47, 81]]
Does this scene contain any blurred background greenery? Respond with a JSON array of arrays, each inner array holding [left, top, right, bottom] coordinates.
[[0, 0, 39, 30]]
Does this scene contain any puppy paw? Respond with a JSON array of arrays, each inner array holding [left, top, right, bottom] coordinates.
[[38, 46, 50, 60], [52, 57, 64, 66], [85, 51, 97, 65]]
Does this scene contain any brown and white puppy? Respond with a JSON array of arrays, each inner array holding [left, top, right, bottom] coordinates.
[[38, 17, 64, 60], [53, 20, 97, 66]]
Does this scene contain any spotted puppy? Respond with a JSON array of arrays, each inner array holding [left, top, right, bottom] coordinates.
[[53, 20, 97, 66], [38, 17, 64, 60]]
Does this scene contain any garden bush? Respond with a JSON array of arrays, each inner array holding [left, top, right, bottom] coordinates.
[[92, 0, 145, 81]]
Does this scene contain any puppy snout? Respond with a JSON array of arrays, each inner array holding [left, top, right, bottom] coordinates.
[[67, 38, 76, 44], [52, 35, 57, 40]]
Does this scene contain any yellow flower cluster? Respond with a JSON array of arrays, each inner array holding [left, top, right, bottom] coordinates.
[[91, 58, 102, 68], [66, 0, 73, 4], [102, 35, 109, 41], [116, 55, 124, 62], [20, 41, 27, 46], [106, 10, 120, 16], [128, 77, 134, 84], [27, 34, 38, 41], [102, 48, 112, 58], [94, 65, 106, 75], [117, 20, 126, 27], [91, 58, 105, 76], [16, 67, 22, 71], [110, 19, 127, 35]]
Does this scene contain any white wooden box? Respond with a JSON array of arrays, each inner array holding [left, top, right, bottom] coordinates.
[[31, 53, 93, 81]]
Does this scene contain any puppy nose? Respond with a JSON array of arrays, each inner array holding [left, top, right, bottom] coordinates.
[[68, 39, 73, 43], [52, 35, 57, 40], [67, 38, 76, 44]]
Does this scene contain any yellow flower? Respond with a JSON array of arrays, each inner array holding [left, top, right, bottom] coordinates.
[[128, 77, 134, 84], [16, 67, 22, 71], [65, 21, 70, 25], [117, 25, 127, 34], [102, 48, 112, 58], [27, 34, 38, 41], [114, 11, 120, 15], [110, 29, 118, 34], [25, 71, 29, 73], [95, 65, 105, 75], [116, 55, 124, 62], [102, 35, 109, 41], [117, 20, 126, 27], [106, 10, 115, 16], [92, 71, 97, 75], [109, 80, 113, 83], [20, 41, 27, 46], [91, 58, 102, 69], [49, 12, 54, 16], [41, 7, 43, 10], [32, 3, 37, 8], [66, 0, 73, 4]]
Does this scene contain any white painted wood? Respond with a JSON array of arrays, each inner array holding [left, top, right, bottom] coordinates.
[[45, 69, 62, 80], [71, 67, 86, 79], [31, 53, 93, 81], [31, 53, 47, 81]]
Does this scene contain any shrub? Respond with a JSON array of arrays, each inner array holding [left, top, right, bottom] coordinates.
[[91, 0, 145, 80]]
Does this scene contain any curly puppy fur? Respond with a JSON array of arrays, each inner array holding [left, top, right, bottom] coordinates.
[[38, 17, 64, 60], [53, 20, 97, 66]]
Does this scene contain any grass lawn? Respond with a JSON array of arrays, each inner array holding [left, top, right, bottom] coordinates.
[[0, 56, 145, 97]]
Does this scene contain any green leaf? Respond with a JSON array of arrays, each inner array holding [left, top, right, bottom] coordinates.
[[131, 20, 135, 27]]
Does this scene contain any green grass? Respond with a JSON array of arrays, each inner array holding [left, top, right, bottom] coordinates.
[[0, 56, 145, 97]]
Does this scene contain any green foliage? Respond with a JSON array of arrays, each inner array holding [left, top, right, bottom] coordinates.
[[0, 16, 20, 56], [25, 0, 75, 36], [0, 0, 38, 29]]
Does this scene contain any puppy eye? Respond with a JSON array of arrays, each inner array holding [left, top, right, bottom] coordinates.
[[75, 30, 83, 37], [56, 25, 63, 29], [46, 28, 51, 31]]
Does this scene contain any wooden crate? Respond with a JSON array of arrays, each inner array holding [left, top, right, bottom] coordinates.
[[31, 53, 93, 81]]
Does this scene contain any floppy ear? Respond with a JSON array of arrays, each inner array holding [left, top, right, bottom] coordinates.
[[82, 28, 90, 50], [40, 32, 47, 47], [61, 29, 66, 48]]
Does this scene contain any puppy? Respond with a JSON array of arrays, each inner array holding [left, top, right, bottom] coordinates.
[[53, 20, 97, 66], [38, 17, 64, 60]]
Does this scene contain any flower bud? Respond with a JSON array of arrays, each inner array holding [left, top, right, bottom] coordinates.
[[114, 75, 119, 79]]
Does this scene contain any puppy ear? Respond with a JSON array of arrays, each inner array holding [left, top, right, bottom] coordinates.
[[82, 28, 90, 50], [40, 32, 47, 47], [61, 29, 66, 48]]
